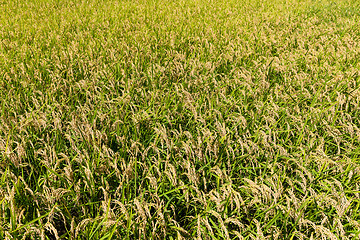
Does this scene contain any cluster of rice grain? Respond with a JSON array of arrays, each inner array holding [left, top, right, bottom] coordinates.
[[0, 0, 360, 239]]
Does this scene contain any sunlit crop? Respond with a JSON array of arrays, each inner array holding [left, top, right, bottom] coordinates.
[[1, 0, 360, 239]]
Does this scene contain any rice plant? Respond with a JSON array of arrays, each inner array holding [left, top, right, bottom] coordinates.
[[1, 0, 360, 239]]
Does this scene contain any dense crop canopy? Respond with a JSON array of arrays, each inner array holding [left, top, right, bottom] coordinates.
[[1, 0, 360, 239]]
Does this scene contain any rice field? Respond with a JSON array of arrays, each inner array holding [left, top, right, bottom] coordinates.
[[1, 0, 360, 239]]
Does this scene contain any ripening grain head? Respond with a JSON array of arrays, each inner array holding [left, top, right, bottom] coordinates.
[[1, 0, 360, 239]]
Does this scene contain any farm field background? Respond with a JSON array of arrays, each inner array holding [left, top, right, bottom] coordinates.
[[1, 0, 360, 239]]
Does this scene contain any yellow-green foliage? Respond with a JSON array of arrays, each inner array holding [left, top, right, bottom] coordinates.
[[1, 0, 360, 239]]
